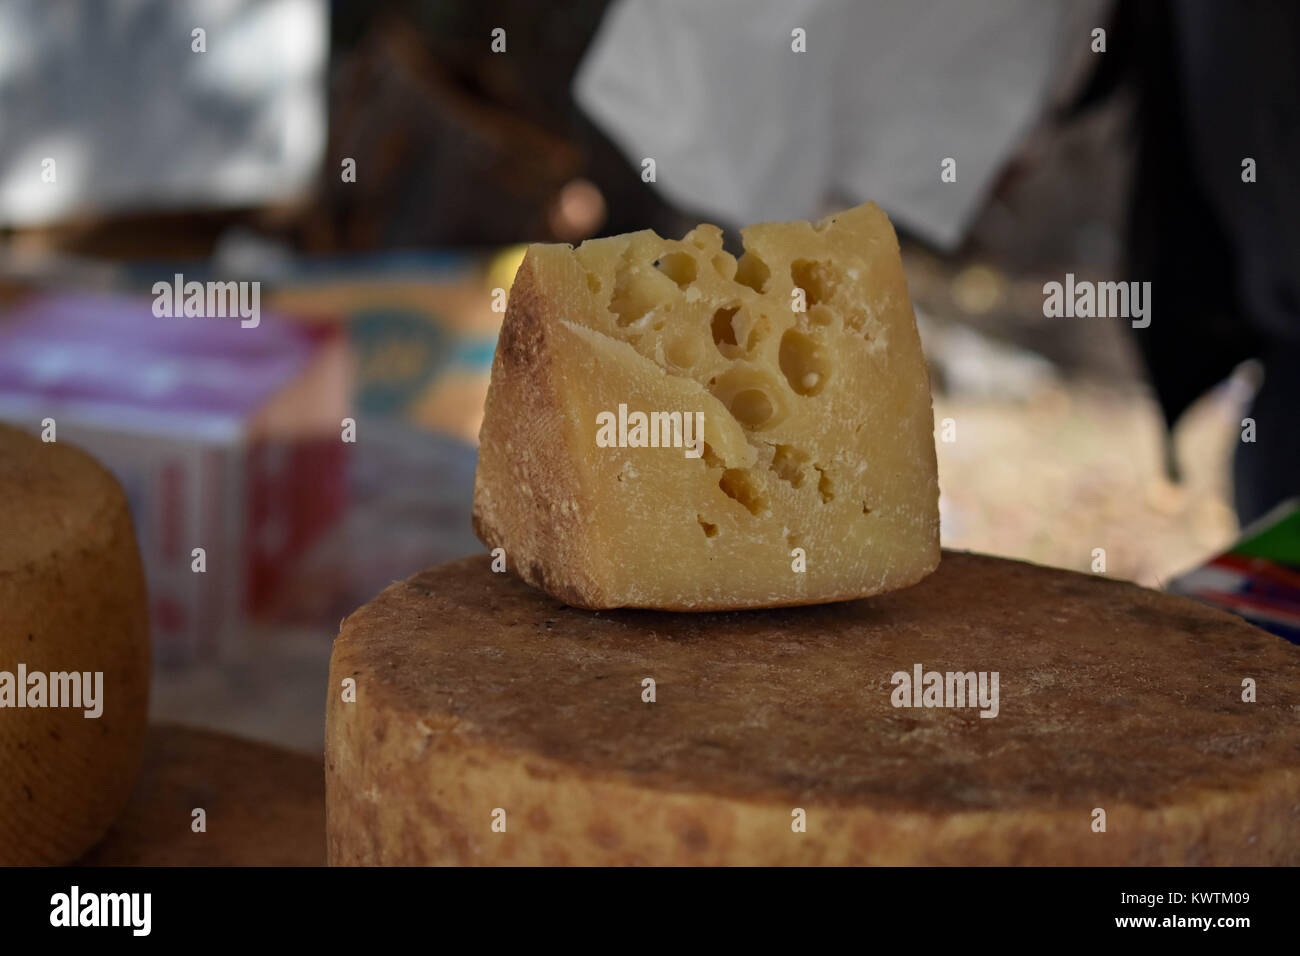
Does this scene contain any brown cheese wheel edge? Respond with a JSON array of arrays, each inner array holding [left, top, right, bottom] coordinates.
[[326, 551, 1300, 865], [0, 425, 151, 865]]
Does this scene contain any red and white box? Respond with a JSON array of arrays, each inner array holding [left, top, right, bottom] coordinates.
[[0, 292, 351, 665]]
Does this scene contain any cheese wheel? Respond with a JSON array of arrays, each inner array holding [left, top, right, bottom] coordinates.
[[78, 724, 325, 866], [327, 551, 1300, 865], [0, 424, 150, 864]]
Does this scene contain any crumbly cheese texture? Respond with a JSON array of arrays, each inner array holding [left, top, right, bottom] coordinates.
[[474, 201, 939, 610], [0, 425, 151, 865]]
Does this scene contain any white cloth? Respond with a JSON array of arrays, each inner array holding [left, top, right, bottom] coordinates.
[[0, 0, 326, 227], [576, 0, 1069, 250]]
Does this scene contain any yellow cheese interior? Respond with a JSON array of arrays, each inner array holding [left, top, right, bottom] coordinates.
[[492, 201, 938, 608]]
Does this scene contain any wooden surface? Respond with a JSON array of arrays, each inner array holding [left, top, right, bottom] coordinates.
[[78, 724, 325, 866], [328, 550, 1300, 865]]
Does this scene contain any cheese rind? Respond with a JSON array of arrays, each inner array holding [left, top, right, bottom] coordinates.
[[326, 552, 1300, 865], [0, 425, 151, 865], [473, 202, 939, 610]]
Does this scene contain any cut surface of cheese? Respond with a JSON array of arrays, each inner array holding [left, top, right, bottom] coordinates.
[[326, 552, 1300, 865], [0, 424, 151, 865], [473, 201, 939, 610], [77, 724, 325, 867]]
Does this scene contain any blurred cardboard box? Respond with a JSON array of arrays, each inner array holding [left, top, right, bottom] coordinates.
[[0, 292, 350, 665], [264, 251, 502, 443]]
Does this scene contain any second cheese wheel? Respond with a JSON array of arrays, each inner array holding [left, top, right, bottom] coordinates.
[[327, 551, 1300, 865], [0, 424, 151, 865], [78, 724, 324, 866]]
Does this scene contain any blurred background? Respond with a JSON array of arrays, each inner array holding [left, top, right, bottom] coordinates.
[[2, 0, 1297, 752]]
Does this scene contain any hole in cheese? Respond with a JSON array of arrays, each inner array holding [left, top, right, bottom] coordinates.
[[710, 366, 790, 431], [732, 309, 768, 354], [791, 258, 841, 306], [808, 304, 835, 327], [719, 469, 768, 516], [712, 306, 768, 358], [711, 306, 740, 350], [655, 251, 698, 288], [769, 444, 809, 488], [845, 307, 884, 345], [610, 268, 672, 327], [730, 389, 774, 428], [813, 464, 835, 503], [780, 328, 832, 396], [666, 334, 704, 370], [734, 251, 770, 293]]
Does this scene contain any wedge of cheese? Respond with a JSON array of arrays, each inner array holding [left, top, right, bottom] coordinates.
[[326, 552, 1300, 865], [474, 202, 939, 610]]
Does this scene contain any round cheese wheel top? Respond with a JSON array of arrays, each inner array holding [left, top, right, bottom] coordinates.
[[78, 725, 325, 866], [327, 551, 1300, 865], [0, 424, 151, 865]]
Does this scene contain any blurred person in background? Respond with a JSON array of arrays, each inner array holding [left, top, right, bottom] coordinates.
[[3, 0, 1294, 534], [1072, 0, 1300, 526], [577, 0, 1299, 529]]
